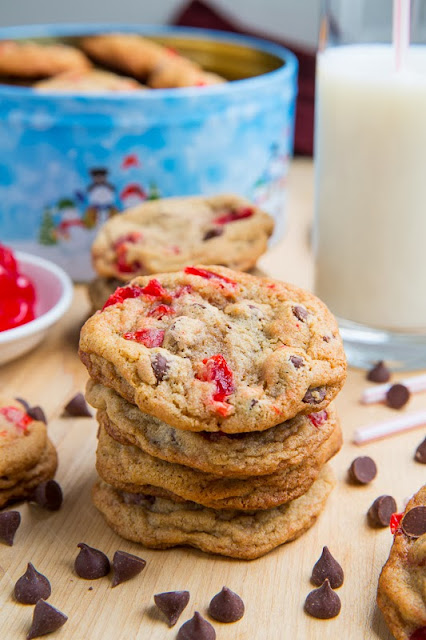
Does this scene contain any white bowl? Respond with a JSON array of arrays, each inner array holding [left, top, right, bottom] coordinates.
[[0, 252, 73, 365]]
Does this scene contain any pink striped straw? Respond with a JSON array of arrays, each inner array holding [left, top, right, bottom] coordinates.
[[393, 0, 411, 71]]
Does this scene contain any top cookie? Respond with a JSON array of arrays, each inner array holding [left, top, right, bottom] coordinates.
[[79, 266, 347, 433], [0, 398, 47, 476], [92, 194, 274, 279], [377, 484, 426, 640], [0, 40, 91, 79], [80, 33, 175, 80]]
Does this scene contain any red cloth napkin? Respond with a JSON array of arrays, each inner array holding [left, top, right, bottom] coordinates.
[[172, 0, 316, 156]]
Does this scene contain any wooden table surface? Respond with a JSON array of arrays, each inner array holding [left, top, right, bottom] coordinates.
[[1, 158, 425, 640]]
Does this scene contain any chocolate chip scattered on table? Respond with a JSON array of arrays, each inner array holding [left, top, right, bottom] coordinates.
[[304, 579, 341, 620], [311, 547, 344, 589], [367, 361, 391, 383], [154, 591, 190, 627], [74, 543, 110, 580], [348, 456, 377, 484], [208, 587, 245, 623], [14, 563, 51, 604]]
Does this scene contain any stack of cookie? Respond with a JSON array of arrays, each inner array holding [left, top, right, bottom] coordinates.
[[80, 266, 346, 559], [0, 398, 57, 508], [88, 194, 274, 311]]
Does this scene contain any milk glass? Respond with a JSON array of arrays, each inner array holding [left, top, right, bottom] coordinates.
[[314, 0, 426, 369]]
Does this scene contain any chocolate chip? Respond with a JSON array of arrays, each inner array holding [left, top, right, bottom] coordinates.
[[0, 510, 21, 546], [367, 495, 397, 527], [311, 547, 344, 589], [111, 550, 146, 587], [177, 612, 216, 640], [292, 305, 308, 322], [27, 599, 67, 639], [27, 406, 47, 424], [154, 590, 190, 627], [249, 399, 258, 409], [304, 579, 341, 619], [208, 586, 245, 623], [367, 361, 391, 383], [322, 335, 331, 343], [122, 492, 155, 506], [203, 228, 223, 241], [63, 393, 92, 417], [414, 437, 426, 464], [290, 356, 304, 369], [401, 506, 426, 538], [348, 456, 377, 484], [15, 397, 30, 411], [303, 387, 326, 404], [151, 354, 169, 383], [386, 383, 410, 409], [14, 563, 51, 604], [32, 480, 63, 511], [74, 543, 110, 580]]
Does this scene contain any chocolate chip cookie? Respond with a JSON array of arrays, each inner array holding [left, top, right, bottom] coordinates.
[[377, 484, 426, 640], [79, 266, 346, 433], [95, 417, 341, 510], [92, 465, 336, 559], [35, 68, 144, 92], [0, 399, 47, 478], [87, 379, 340, 478], [91, 195, 274, 281], [80, 33, 176, 80], [0, 40, 91, 79], [147, 58, 225, 88], [0, 439, 57, 508], [0, 398, 57, 508]]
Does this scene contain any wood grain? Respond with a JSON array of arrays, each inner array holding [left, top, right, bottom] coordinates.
[[0, 159, 424, 640]]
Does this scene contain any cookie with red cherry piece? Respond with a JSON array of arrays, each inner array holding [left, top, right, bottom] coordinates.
[[79, 33, 175, 80], [0, 40, 91, 80], [0, 398, 47, 480], [377, 484, 426, 640], [87, 380, 339, 477], [0, 439, 57, 508], [91, 194, 274, 283], [34, 68, 144, 92], [147, 57, 225, 88], [94, 415, 341, 510], [79, 266, 346, 433], [92, 465, 335, 560]]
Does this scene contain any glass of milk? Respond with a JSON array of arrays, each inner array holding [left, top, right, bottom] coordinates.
[[314, 0, 426, 370]]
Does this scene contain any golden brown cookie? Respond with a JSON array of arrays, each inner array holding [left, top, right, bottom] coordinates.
[[148, 58, 225, 88], [87, 379, 339, 477], [92, 465, 336, 559], [79, 266, 347, 433], [377, 485, 426, 640], [34, 68, 144, 92], [95, 418, 341, 510], [0, 400, 47, 478], [91, 195, 274, 281], [80, 33, 173, 80], [0, 439, 57, 508], [0, 40, 91, 79]]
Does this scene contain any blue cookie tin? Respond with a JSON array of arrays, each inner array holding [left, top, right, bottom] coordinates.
[[0, 24, 298, 281]]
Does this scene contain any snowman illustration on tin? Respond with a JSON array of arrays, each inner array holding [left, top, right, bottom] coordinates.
[[84, 168, 119, 228]]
